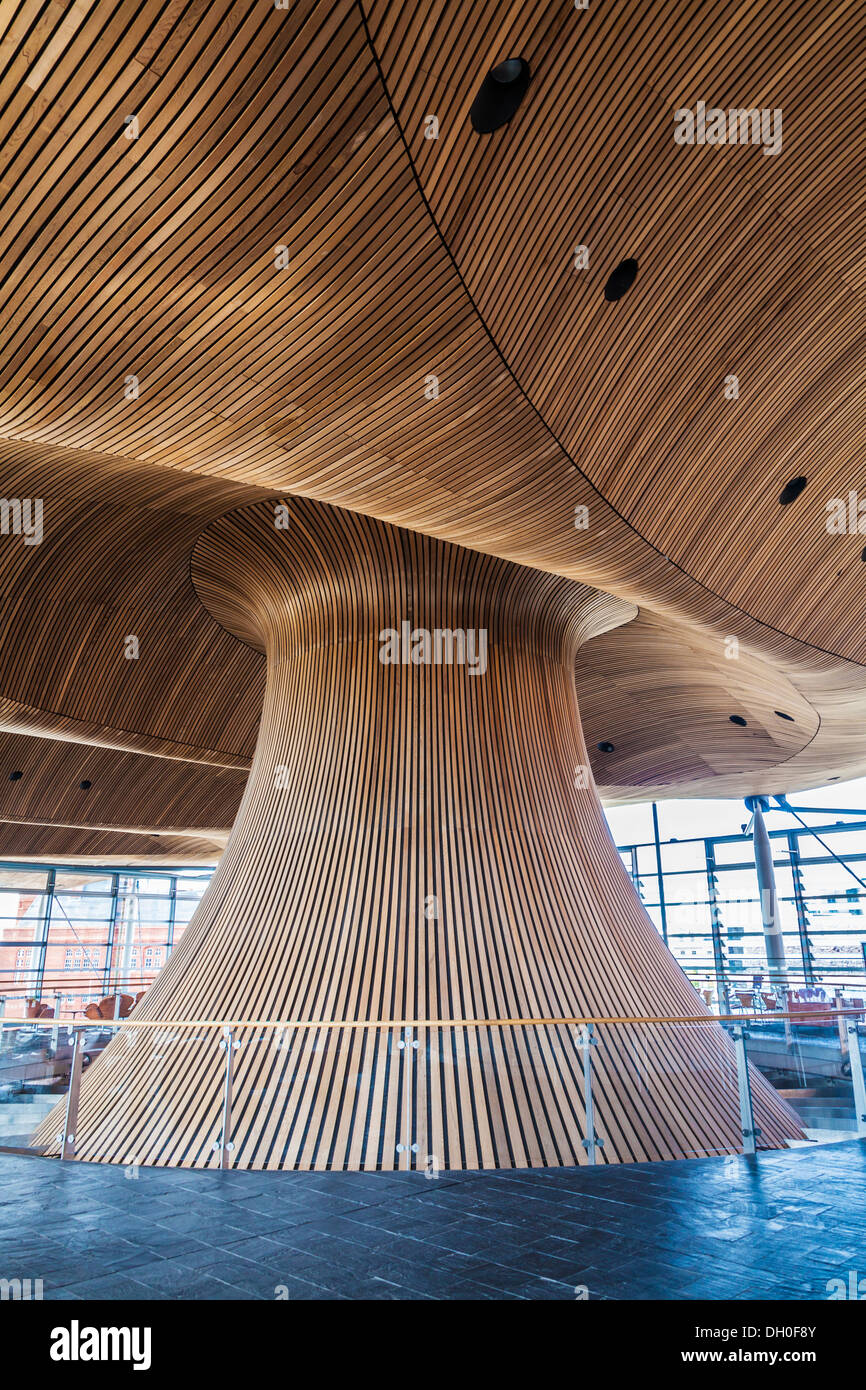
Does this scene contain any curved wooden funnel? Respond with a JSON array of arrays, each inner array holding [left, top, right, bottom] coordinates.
[[34, 500, 800, 1167]]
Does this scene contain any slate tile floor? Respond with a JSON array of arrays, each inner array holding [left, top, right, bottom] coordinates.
[[0, 1141, 863, 1300]]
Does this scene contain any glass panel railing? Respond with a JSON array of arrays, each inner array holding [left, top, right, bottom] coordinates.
[[74, 1024, 223, 1168], [1, 1007, 862, 1170], [221, 1023, 357, 1170], [0, 984, 154, 1024], [0, 1021, 73, 1151], [745, 1000, 866, 1144], [662, 973, 866, 1020], [591, 1018, 741, 1162], [424, 1022, 587, 1170]]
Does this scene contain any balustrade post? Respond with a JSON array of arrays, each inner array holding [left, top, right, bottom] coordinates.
[[214, 1027, 239, 1169], [58, 1028, 84, 1161], [577, 1023, 605, 1164], [846, 1020, 866, 1139], [732, 1024, 757, 1155], [396, 1026, 419, 1170]]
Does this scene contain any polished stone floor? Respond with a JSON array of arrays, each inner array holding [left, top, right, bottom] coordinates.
[[1, 1141, 863, 1300]]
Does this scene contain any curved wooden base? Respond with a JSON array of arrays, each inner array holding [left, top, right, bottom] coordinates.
[[34, 501, 800, 1167]]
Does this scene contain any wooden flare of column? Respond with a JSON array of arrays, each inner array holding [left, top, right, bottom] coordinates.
[[35, 500, 800, 1168]]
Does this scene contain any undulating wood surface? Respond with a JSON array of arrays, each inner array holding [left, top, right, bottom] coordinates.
[[33, 500, 800, 1168], [0, 825, 225, 863], [1, 0, 865, 861], [2, 416, 866, 855], [369, 0, 866, 654], [0, 0, 855, 1166]]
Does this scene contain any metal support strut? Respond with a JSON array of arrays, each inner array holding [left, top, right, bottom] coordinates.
[[847, 1020, 866, 1139], [59, 1028, 84, 1161], [578, 1023, 605, 1165], [746, 796, 789, 993], [396, 1026, 419, 1169], [214, 1027, 239, 1169]]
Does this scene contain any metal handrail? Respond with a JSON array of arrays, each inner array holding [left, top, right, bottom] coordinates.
[[3, 1008, 864, 1165], [0, 981, 154, 995], [1, 1008, 863, 1030]]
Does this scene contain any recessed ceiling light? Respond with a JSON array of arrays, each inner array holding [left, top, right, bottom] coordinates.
[[779, 476, 807, 505], [603, 259, 639, 302], [491, 58, 524, 84], [79, 780, 92, 790], [8, 770, 22, 781], [775, 710, 794, 721], [729, 715, 747, 726], [597, 741, 616, 753], [470, 57, 531, 134]]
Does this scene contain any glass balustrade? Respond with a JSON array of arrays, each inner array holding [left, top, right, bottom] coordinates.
[[4, 1004, 862, 1167]]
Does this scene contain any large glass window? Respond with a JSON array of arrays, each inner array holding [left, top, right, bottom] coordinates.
[[4, 808, 866, 1023], [0, 863, 213, 1020], [610, 808, 866, 1010]]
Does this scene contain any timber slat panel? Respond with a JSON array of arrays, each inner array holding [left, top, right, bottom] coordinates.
[[33, 500, 801, 1168]]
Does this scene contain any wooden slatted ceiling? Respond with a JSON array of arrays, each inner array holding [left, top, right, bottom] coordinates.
[[0, 0, 864, 855], [0, 824, 223, 862], [0, 695, 253, 771], [0, 431, 857, 834], [4, 587, 864, 846], [0, 0, 863, 666], [0, 437, 265, 766], [0, 439, 861, 845], [0, 729, 244, 834], [0, 441, 863, 852], [577, 611, 818, 798], [32, 500, 801, 1167], [368, 0, 866, 654]]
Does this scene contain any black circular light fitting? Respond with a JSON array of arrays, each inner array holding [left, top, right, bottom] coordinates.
[[603, 258, 639, 302], [79, 780, 92, 790], [779, 476, 807, 506], [775, 710, 794, 721], [8, 770, 22, 781], [491, 58, 524, 84], [729, 715, 748, 727], [469, 57, 531, 134], [597, 740, 616, 753]]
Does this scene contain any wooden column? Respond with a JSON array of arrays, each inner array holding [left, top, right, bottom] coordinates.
[[34, 500, 800, 1168]]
